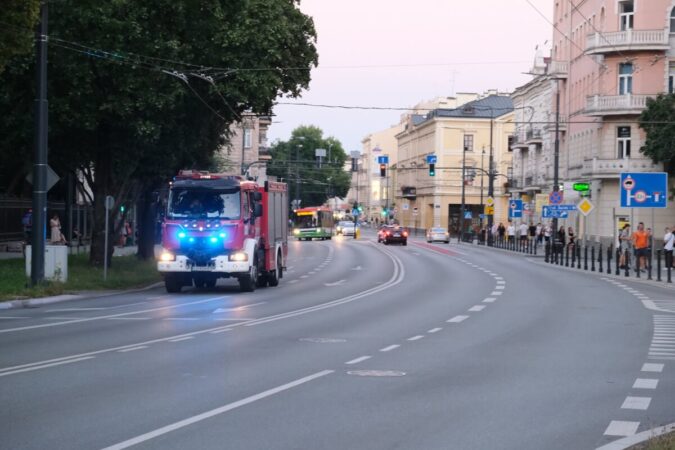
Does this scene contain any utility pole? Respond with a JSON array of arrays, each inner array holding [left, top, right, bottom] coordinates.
[[480, 148, 485, 231], [553, 83, 561, 235], [31, 2, 48, 286], [487, 115, 495, 246], [459, 146, 467, 243]]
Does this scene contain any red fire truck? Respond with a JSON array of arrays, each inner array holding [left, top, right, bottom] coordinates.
[[157, 170, 288, 293]]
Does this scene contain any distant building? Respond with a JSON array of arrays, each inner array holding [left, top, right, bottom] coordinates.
[[218, 115, 272, 180]]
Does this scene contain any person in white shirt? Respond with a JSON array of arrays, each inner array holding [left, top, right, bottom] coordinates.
[[519, 222, 528, 243], [664, 227, 674, 269], [507, 222, 515, 245]]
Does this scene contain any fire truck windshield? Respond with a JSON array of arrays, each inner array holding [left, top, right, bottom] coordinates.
[[167, 188, 241, 220]]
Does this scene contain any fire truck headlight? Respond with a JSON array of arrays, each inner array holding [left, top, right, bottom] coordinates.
[[159, 252, 175, 262], [229, 252, 248, 262]]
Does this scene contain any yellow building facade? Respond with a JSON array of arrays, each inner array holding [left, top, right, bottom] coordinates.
[[394, 95, 514, 235]]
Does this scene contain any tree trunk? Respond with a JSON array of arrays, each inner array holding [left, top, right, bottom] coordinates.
[[136, 186, 158, 260]]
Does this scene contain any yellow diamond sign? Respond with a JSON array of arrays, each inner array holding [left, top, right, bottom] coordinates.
[[577, 198, 594, 216], [486, 196, 495, 206]]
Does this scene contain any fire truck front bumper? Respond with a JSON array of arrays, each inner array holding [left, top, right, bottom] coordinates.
[[157, 254, 250, 275]]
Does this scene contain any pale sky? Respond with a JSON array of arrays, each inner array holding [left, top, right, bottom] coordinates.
[[268, 0, 554, 153]]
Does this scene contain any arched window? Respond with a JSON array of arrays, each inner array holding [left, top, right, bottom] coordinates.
[[670, 7, 675, 33]]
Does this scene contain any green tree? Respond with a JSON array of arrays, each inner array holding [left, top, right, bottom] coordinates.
[[639, 93, 675, 175], [0, 0, 318, 265], [0, 0, 40, 74], [267, 126, 350, 209]]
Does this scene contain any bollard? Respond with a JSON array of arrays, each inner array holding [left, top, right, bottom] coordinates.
[[571, 243, 576, 267], [591, 246, 596, 272], [625, 250, 630, 277], [607, 245, 613, 274], [657, 250, 662, 282], [584, 246, 588, 270], [615, 248, 620, 276], [565, 245, 570, 267], [647, 254, 652, 280], [598, 244, 603, 273], [636, 255, 641, 279], [534, 239, 537, 256], [577, 245, 581, 269], [545, 241, 549, 263], [668, 263, 672, 283]]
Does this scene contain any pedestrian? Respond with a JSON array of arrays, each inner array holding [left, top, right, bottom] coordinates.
[[50, 214, 67, 245], [631, 222, 649, 272], [535, 222, 543, 244], [507, 222, 515, 245], [22, 209, 32, 243], [529, 222, 537, 242], [556, 226, 566, 252], [543, 222, 552, 244], [497, 222, 505, 244], [663, 226, 674, 269], [567, 226, 576, 252], [519, 222, 528, 242], [618, 224, 631, 269]]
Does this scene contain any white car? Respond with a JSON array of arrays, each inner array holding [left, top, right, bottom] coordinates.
[[336, 221, 357, 236], [426, 227, 450, 243]]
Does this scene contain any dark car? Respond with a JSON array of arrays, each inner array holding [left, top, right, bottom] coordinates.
[[381, 226, 408, 245]]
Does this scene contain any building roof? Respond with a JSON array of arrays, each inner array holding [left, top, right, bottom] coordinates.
[[420, 95, 514, 123]]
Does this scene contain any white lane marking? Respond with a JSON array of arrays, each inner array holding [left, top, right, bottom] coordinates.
[[0, 316, 30, 320], [109, 301, 150, 309], [345, 356, 371, 365], [0, 296, 228, 334], [106, 317, 152, 321], [46, 307, 107, 312], [496, 280, 505, 285], [380, 345, 400, 352], [209, 329, 231, 334], [604, 421, 640, 437], [324, 280, 346, 287], [117, 346, 148, 353], [468, 305, 486, 312], [213, 318, 253, 322], [483, 298, 497, 303], [447, 315, 469, 323], [621, 396, 651, 410], [407, 335, 424, 341], [168, 337, 194, 343], [642, 363, 664, 372], [164, 318, 198, 321], [495, 277, 503, 280], [495, 286, 505, 290], [0, 357, 95, 378], [428, 327, 442, 333], [212, 302, 266, 314], [44, 317, 87, 320], [597, 423, 675, 450], [100, 370, 334, 450], [633, 378, 658, 389], [490, 291, 503, 296]]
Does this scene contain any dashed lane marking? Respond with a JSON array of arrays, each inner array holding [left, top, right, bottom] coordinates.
[[447, 315, 469, 323], [379, 345, 400, 352], [168, 337, 194, 343], [604, 421, 640, 437], [621, 396, 651, 410], [428, 327, 442, 333], [490, 291, 503, 296], [117, 346, 148, 353], [632, 378, 658, 389], [641, 363, 664, 372], [0, 356, 95, 378], [483, 298, 497, 303], [407, 335, 424, 341], [345, 356, 371, 365], [469, 305, 486, 312]]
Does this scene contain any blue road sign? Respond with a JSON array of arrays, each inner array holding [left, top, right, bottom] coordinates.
[[426, 154, 437, 164], [508, 199, 523, 218], [542, 206, 569, 219], [377, 155, 389, 165], [620, 172, 668, 208], [464, 211, 473, 219], [548, 204, 576, 211], [352, 208, 360, 217]]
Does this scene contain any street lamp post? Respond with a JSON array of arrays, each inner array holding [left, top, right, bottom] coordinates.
[[487, 115, 495, 246], [459, 146, 467, 243], [295, 138, 304, 209], [480, 148, 485, 232]]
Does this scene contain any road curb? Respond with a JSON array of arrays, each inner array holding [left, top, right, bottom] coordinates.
[[0, 282, 164, 310], [596, 422, 675, 450]]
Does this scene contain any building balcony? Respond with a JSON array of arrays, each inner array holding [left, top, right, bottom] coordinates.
[[585, 94, 652, 116], [581, 157, 661, 178], [525, 128, 543, 144], [586, 29, 669, 55], [543, 112, 567, 131], [547, 60, 568, 79], [510, 131, 528, 150]]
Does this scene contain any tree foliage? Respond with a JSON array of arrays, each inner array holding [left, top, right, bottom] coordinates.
[[0, 0, 318, 264], [267, 126, 351, 208], [639, 93, 675, 174], [0, 0, 40, 74]]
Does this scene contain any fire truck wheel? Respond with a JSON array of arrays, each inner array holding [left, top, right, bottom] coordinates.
[[165, 276, 182, 293], [268, 252, 282, 287], [239, 258, 258, 292]]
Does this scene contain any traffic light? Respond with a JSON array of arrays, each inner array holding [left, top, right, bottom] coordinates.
[[120, 205, 125, 213], [381, 208, 387, 217], [429, 163, 435, 177], [380, 164, 386, 177]]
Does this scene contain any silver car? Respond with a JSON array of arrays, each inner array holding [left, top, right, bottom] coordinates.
[[336, 221, 356, 236], [426, 227, 450, 243]]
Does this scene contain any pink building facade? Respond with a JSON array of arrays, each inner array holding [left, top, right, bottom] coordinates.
[[551, 0, 674, 242]]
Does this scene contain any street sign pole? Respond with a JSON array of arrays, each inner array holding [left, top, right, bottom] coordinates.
[[104, 196, 114, 281]]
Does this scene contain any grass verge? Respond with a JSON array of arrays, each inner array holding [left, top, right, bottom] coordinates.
[[0, 253, 161, 301], [629, 430, 675, 449]]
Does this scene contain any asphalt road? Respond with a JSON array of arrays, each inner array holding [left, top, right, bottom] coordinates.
[[1, 231, 673, 450]]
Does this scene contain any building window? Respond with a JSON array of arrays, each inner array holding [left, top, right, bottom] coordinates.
[[243, 128, 252, 149], [618, 63, 633, 95], [671, 7, 675, 33], [507, 134, 515, 152], [463, 134, 474, 152], [617, 127, 631, 159], [669, 64, 675, 93], [619, 1, 633, 31]]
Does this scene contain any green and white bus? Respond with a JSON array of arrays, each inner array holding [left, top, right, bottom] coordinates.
[[292, 206, 334, 240]]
